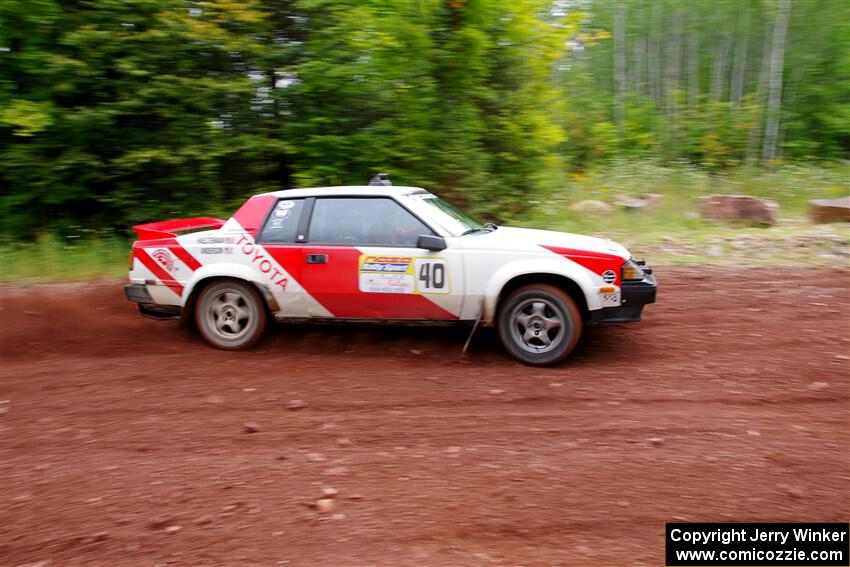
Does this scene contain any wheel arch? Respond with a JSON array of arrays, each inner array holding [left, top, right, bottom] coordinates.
[[495, 273, 590, 323], [180, 272, 278, 328], [481, 258, 600, 325]]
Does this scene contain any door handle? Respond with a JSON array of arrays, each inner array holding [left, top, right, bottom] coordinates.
[[306, 253, 328, 264]]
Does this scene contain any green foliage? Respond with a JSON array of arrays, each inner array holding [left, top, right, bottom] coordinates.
[[0, 0, 847, 239], [561, 0, 850, 169], [0, 0, 293, 237], [286, 0, 578, 220], [0, 99, 54, 136]]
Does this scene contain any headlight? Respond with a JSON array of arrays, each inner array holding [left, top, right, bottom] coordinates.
[[621, 259, 644, 281]]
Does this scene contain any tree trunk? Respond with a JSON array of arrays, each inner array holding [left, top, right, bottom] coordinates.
[[776, 58, 808, 161], [687, 6, 699, 111], [614, 1, 626, 132], [746, 20, 775, 162], [631, 33, 647, 98], [667, 9, 682, 113], [666, 8, 683, 152], [730, 6, 750, 108], [762, 0, 791, 162], [648, 1, 663, 105], [710, 19, 733, 103]]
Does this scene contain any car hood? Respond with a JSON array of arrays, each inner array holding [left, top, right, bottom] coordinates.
[[462, 226, 631, 259]]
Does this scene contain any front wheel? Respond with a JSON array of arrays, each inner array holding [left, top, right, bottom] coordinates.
[[195, 280, 268, 350], [497, 284, 583, 366]]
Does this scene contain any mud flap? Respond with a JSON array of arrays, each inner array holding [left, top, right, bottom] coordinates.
[[138, 303, 182, 320]]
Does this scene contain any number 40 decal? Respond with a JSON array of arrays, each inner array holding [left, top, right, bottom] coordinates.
[[414, 258, 449, 294]]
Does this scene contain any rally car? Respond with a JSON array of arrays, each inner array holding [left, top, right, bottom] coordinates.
[[124, 174, 656, 366]]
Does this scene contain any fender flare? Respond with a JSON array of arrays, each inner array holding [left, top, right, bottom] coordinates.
[[482, 258, 601, 323], [182, 263, 279, 312]]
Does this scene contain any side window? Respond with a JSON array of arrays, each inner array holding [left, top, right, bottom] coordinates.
[[259, 199, 305, 243], [309, 198, 433, 246]]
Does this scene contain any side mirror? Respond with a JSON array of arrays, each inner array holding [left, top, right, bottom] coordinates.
[[417, 234, 447, 251]]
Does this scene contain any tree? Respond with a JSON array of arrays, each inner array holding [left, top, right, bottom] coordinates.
[[0, 0, 293, 236], [761, 0, 790, 162], [613, 1, 625, 133], [286, 0, 579, 219]]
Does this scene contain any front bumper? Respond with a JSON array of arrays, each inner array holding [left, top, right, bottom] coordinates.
[[590, 272, 657, 324]]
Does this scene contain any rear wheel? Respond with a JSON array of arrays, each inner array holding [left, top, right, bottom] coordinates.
[[497, 284, 582, 366], [195, 280, 267, 350]]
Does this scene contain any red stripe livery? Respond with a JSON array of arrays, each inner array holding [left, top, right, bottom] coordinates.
[[231, 195, 277, 236], [541, 245, 624, 285], [132, 239, 203, 297], [169, 245, 202, 271], [134, 249, 184, 296], [266, 245, 457, 319]]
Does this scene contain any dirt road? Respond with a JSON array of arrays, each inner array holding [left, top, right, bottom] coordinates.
[[1, 267, 848, 566]]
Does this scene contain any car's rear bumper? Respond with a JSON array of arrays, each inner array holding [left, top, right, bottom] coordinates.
[[124, 283, 152, 303], [590, 272, 657, 324], [124, 284, 181, 319]]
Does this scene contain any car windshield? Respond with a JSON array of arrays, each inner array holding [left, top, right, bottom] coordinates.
[[416, 195, 483, 236]]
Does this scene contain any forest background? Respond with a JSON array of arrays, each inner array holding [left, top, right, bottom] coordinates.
[[0, 0, 847, 277]]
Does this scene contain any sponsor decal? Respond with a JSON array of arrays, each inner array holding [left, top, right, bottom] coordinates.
[[200, 247, 233, 255], [359, 256, 414, 293], [360, 273, 415, 294], [236, 234, 289, 291], [273, 209, 290, 220], [599, 289, 621, 306], [602, 270, 617, 284], [152, 248, 175, 272], [277, 200, 296, 210], [197, 236, 234, 245], [361, 256, 412, 274], [358, 255, 449, 294]]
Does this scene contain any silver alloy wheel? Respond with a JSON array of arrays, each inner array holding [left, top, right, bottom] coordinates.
[[508, 298, 565, 354], [205, 289, 253, 340]]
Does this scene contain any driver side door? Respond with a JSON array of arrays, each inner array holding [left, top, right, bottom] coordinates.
[[300, 196, 464, 320]]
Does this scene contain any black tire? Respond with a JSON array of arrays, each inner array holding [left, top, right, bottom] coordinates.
[[497, 284, 583, 366], [194, 280, 268, 350]]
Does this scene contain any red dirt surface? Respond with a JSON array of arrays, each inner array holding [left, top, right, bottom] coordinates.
[[1, 267, 848, 566]]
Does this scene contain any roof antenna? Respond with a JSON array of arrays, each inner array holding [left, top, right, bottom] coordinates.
[[368, 173, 392, 186]]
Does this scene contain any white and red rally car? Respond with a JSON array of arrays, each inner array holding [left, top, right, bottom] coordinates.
[[125, 175, 656, 366]]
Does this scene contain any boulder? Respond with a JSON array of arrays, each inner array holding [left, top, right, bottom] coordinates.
[[315, 498, 335, 513], [616, 193, 664, 210], [699, 195, 779, 225], [569, 200, 613, 214], [809, 196, 850, 224]]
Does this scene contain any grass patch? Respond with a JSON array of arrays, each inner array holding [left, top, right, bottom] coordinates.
[[522, 160, 849, 266], [0, 233, 130, 283], [525, 159, 847, 228]]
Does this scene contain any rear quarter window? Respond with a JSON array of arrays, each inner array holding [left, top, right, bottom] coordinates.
[[259, 199, 305, 243]]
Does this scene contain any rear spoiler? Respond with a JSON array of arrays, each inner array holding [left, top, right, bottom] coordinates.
[[133, 217, 225, 240]]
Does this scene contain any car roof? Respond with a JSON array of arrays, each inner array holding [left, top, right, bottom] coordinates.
[[262, 186, 430, 199]]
